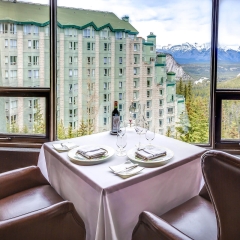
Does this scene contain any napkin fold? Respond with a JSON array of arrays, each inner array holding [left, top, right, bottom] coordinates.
[[53, 142, 78, 152], [135, 147, 166, 160], [76, 146, 107, 159]]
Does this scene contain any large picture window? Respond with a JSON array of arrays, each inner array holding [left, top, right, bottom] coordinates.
[[0, 0, 239, 152]]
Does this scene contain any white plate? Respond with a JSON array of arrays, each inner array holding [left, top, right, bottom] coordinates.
[[68, 145, 115, 166], [127, 146, 174, 168]]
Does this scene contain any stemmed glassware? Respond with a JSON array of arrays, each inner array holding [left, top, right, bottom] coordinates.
[[117, 120, 126, 137], [145, 125, 155, 149], [134, 118, 144, 149], [116, 133, 127, 156]]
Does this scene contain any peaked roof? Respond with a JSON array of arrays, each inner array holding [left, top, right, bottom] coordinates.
[[0, 1, 138, 34]]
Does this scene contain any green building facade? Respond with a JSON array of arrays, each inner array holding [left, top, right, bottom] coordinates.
[[0, 1, 185, 137]]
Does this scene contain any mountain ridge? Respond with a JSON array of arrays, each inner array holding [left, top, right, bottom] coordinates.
[[158, 42, 240, 64]]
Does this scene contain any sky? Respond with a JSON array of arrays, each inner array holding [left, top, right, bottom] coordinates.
[[20, 0, 240, 48]]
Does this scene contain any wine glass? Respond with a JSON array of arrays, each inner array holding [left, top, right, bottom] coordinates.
[[145, 125, 155, 149], [117, 120, 126, 137], [134, 118, 143, 149], [116, 134, 127, 156]]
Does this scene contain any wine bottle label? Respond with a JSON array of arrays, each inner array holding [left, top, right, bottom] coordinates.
[[112, 116, 120, 132]]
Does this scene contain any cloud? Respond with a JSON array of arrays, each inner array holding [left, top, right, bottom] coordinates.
[[21, 0, 240, 46]]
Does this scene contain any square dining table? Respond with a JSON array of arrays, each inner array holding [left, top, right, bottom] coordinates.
[[38, 129, 206, 240]]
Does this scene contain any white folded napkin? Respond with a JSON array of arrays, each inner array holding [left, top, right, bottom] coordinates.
[[135, 147, 166, 160], [109, 163, 144, 179], [76, 146, 107, 159], [53, 142, 78, 152]]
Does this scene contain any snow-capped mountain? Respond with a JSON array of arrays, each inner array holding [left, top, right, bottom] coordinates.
[[165, 54, 193, 80], [158, 43, 240, 64]]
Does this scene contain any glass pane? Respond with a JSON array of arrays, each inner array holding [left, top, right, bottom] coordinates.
[[0, 0, 50, 87], [217, 0, 240, 89], [0, 97, 46, 135], [56, 0, 211, 144], [221, 100, 240, 140]]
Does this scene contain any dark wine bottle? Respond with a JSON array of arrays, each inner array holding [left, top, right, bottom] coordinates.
[[111, 101, 120, 134]]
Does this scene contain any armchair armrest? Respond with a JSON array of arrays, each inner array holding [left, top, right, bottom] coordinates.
[[132, 211, 192, 240], [0, 166, 49, 199], [0, 201, 86, 240]]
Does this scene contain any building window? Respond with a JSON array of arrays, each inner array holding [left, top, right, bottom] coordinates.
[[104, 117, 107, 125], [104, 57, 107, 64], [5, 39, 8, 48], [10, 56, 17, 65], [104, 106, 107, 113], [104, 82, 107, 90], [119, 57, 122, 64], [74, 69, 78, 77], [83, 28, 90, 38], [119, 68, 123, 76], [104, 43, 107, 51], [115, 32, 123, 40], [92, 43, 95, 50], [87, 42, 90, 50], [33, 56, 39, 65], [119, 93, 123, 100], [119, 44, 123, 51], [168, 108, 174, 114], [69, 69, 73, 77], [74, 42, 78, 50], [28, 40, 31, 48], [119, 82, 122, 89], [33, 40, 39, 49]]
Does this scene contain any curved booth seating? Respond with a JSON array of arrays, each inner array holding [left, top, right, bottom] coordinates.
[[132, 150, 240, 240], [0, 166, 86, 240]]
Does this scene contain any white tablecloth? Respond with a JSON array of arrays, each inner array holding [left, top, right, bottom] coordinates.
[[38, 129, 205, 240]]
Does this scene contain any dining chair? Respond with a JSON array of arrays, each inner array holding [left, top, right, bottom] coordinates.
[[0, 166, 86, 240], [132, 150, 240, 240]]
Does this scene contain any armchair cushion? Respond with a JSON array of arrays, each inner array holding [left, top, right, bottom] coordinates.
[[161, 196, 217, 240]]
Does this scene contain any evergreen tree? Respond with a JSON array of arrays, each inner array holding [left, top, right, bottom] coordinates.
[[166, 127, 171, 137], [22, 125, 29, 134], [57, 120, 66, 140], [67, 125, 73, 138], [177, 78, 184, 95], [33, 103, 45, 134], [184, 84, 188, 99], [77, 120, 87, 136]]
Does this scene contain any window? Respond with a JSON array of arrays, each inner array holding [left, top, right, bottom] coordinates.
[[33, 40, 39, 49], [104, 69, 107, 76], [69, 56, 73, 64], [10, 39, 17, 48], [28, 56, 32, 65], [5, 56, 8, 64], [104, 118, 107, 125], [74, 42, 78, 50], [104, 94, 107, 102], [28, 40, 32, 48], [104, 57, 107, 64], [10, 56, 17, 65], [33, 56, 39, 65], [104, 106, 107, 113], [69, 69, 73, 77], [74, 69, 78, 77], [104, 43, 107, 51], [119, 104, 122, 111], [119, 57, 122, 64], [10, 70, 17, 80], [23, 25, 31, 35], [33, 70, 39, 79], [74, 56, 78, 64], [115, 32, 123, 40], [33, 26, 39, 35], [119, 93, 123, 100], [119, 68, 123, 76], [119, 44, 123, 51], [134, 68, 137, 75], [104, 82, 107, 90], [92, 43, 95, 51], [69, 84, 72, 93], [87, 57, 91, 64], [119, 82, 122, 89], [5, 39, 8, 48], [69, 42, 72, 49], [92, 69, 95, 77], [83, 28, 90, 38]]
